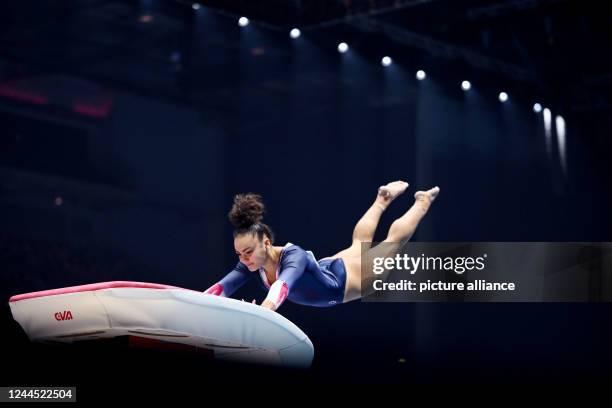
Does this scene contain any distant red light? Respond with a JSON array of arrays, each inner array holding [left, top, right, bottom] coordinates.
[[139, 14, 154, 23]]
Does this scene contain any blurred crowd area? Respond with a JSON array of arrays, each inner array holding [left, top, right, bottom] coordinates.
[[0, 233, 158, 301]]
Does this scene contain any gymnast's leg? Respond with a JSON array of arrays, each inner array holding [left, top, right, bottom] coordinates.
[[343, 186, 440, 302], [328, 180, 409, 259]]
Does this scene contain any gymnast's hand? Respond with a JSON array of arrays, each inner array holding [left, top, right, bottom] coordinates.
[[260, 299, 277, 311], [241, 298, 276, 311]]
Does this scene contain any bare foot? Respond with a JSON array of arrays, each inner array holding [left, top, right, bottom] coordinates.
[[377, 180, 409, 209], [414, 186, 440, 204]]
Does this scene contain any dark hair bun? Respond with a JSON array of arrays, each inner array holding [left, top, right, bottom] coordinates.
[[228, 193, 265, 229]]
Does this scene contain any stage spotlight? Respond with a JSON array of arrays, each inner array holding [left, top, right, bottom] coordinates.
[[543, 108, 552, 132], [556, 115, 567, 173], [290, 28, 301, 39]]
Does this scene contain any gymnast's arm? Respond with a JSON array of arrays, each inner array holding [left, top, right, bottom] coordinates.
[[203, 262, 252, 298], [261, 246, 308, 311]]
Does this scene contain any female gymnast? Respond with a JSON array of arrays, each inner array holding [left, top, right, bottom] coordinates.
[[204, 181, 440, 311]]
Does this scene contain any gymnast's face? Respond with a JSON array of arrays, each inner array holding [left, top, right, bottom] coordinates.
[[234, 233, 270, 272]]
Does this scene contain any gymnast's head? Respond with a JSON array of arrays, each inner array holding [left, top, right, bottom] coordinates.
[[229, 193, 275, 272]]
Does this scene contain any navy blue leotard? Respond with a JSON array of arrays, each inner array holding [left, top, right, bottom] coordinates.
[[204, 243, 347, 308]]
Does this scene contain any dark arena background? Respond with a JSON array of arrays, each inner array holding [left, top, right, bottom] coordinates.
[[1, 0, 612, 401]]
